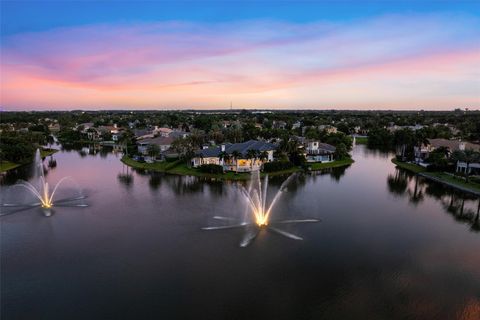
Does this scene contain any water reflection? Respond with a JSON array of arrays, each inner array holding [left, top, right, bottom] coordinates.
[[117, 164, 134, 188], [2, 144, 479, 320], [148, 172, 162, 190], [308, 165, 350, 182], [387, 167, 480, 233]]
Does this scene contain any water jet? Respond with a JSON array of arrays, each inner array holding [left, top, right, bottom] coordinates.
[[203, 171, 319, 247], [1, 149, 87, 217]]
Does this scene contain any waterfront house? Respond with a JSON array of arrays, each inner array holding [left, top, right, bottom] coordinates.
[[137, 136, 175, 159], [414, 139, 480, 163], [191, 140, 277, 172], [304, 141, 336, 163], [134, 128, 155, 140], [414, 138, 480, 174]]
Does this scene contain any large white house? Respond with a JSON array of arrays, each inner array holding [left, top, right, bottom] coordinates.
[[191, 140, 277, 172], [304, 141, 336, 163]]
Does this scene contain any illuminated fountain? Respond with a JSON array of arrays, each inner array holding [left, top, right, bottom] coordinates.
[[203, 171, 319, 247], [1, 149, 87, 217]]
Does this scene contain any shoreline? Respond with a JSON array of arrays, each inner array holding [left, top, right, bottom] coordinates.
[[0, 148, 59, 173], [121, 156, 353, 180], [391, 158, 480, 196]]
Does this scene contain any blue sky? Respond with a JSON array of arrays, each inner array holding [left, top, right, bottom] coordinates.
[[2, 1, 479, 36]]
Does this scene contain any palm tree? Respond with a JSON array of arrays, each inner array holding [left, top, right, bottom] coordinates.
[[218, 151, 230, 166], [451, 149, 480, 183], [147, 144, 160, 160], [259, 151, 269, 162], [246, 149, 258, 170], [231, 150, 241, 172], [46, 135, 55, 149]]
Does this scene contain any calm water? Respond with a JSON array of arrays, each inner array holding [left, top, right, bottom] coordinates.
[[1, 145, 479, 320]]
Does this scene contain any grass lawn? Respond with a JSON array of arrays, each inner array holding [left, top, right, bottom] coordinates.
[[355, 137, 368, 144], [309, 158, 354, 171], [392, 158, 480, 194], [40, 148, 59, 157], [0, 161, 21, 172], [391, 158, 426, 174], [0, 148, 59, 173], [121, 156, 180, 172], [421, 172, 480, 194], [122, 156, 302, 180], [167, 163, 252, 180], [262, 167, 301, 177]]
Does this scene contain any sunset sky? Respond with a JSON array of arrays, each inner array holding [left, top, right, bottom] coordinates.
[[1, 1, 479, 110]]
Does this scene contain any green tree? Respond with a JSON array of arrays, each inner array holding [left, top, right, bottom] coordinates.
[[334, 143, 349, 160], [147, 144, 160, 159], [259, 151, 269, 162], [246, 149, 259, 170], [393, 128, 415, 161], [218, 151, 230, 165], [451, 149, 480, 183]]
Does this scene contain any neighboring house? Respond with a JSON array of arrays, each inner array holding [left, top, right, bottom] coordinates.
[[292, 121, 302, 130], [318, 125, 338, 134], [457, 162, 480, 175], [134, 128, 155, 140], [221, 120, 241, 129], [387, 124, 424, 133], [414, 138, 480, 173], [98, 124, 120, 135], [415, 139, 480, 163], [137, 136, 175, 157], [191, 140, 277, 172], [76, 122, 94, 132], [272, 120, 287, 129], [292, 135, 307, 145], [155, 127, 173, 137], [48, 123, 61, 132], [86, 128, 101, 141], [112, 132, 123, 142], [169, 131, 190, 139], [304, 141, 336, 163], [98, 124, 123, 141]]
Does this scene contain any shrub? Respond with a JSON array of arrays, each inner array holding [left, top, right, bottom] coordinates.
[[198, 164, 224, 174], [263, 161, 294, 173], [470, 176, 480, 184]]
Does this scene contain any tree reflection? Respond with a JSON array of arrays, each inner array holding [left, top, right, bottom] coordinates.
[[148, 173, 162, 190], [440, 193, 480, 233], [386, 167, 480, 233], [117, 164, 133, 188], [308, 165, 350, 183], [407, 175, 424, 205], [387, 169, 409, 196]]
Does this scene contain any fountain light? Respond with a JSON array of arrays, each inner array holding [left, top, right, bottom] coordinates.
[[0, 149, 87, 217], [203, 171, 319, 247]]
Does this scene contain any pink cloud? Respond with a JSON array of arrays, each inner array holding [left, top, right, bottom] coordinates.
[[1, 15, 479, 109]]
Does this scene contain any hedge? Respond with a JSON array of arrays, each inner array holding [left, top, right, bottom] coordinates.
[[263, 161, 294, 173], [198, 164, 224, 174]]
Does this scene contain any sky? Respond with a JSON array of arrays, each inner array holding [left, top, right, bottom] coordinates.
[[1, 1, 479, 110]]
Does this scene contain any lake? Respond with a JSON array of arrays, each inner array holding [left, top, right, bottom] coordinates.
[[1, 144, 479, 320]]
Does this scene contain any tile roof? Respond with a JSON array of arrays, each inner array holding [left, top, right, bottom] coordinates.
[[197, 140, 277, 158], [317, 143, 336, 152], [139, 136, 174, 146], [428, 139, 480, 152]]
